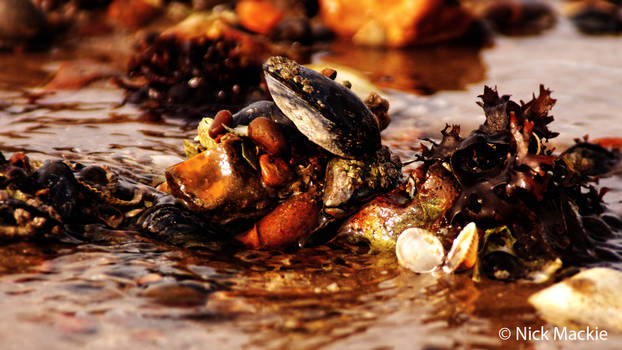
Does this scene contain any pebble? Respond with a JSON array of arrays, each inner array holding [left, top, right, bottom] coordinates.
[[248, 117, 288, 156], [236, 192, 320, 249], [259, 154, 291, 187], [236, 0, 283, 35], [528, 267, 622, 332], [208, 110, 233, 139], [141, 281, 211, 307]]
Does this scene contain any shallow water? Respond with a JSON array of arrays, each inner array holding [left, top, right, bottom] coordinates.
[[1, 14, 622, 350]]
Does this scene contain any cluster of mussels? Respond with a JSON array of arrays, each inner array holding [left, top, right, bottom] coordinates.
[[161, 56, 402, 249], [0, 151, 215, 244], [123, 32, 266, 119]]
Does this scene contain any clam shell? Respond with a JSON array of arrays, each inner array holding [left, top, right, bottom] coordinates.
[[443, 222, 479, 273], [396, 228, 445, 273], [263, 56, 381, 159]]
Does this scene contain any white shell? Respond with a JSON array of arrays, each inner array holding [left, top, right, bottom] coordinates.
[[443, 222, 478, 273], [396, 228, 445, 273]]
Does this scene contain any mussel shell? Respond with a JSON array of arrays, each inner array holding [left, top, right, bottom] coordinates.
[[264, 56, 381, 159], [232, 100, 294, 129]]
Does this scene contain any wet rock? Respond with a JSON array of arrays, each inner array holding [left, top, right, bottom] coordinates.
[[318, 0, 474, 47], [248, 117, 288, 156], [258, 154, 291, 187], [364, 92, 391, 131], [269, 17, 313, 45], [208, 110, 234, 139], [323, 146, 401, 208], [141, 281, 211, 307], [236, 0, 284, 35], [481, 0, 556, 36], [564, 0, 622, 34], [165, 134, 272, 225], [236, 192, 320, 249], [337, 163, 459, 251], [0, 0, 47, 50], [528, 268, 622, 332], [107, 0, 162, 30]]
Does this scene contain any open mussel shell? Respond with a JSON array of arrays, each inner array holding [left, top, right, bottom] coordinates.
[[443, 222, 479, 273], [396, 228, 445, 273], [263, 56, 381, 159]]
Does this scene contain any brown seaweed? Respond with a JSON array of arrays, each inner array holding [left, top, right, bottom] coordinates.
[[418, 85, 621, 277]]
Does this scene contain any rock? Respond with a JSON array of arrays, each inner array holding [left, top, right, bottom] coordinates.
[[564, 0, 622, 35], [248, 117, 288, 156], [258, 154, 291, 187], [141, 281, 211, 307], [322, 146, 401, 209], [107, 0, 162, 30], [0, 0, 47, 50], [337, 163, 459, 251], [236, 192, 320, 249], [208, 110, 234, 139], [165, 134, 272, 225], [318, 0, 474, 47], [528, 267, 622, 332], [236, 0, 284, 35], [480, 0, 556, 36]]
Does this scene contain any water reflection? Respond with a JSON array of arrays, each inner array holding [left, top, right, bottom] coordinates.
[[320, 42, 486, 94], [0, 233, 544, 349]]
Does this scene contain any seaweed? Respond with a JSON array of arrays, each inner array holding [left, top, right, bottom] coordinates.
[[419, 85, 621, 279]]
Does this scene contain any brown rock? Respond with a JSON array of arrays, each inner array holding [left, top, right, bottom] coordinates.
[[107, 0, 161, 30], [236, 192, 320, 249], [165, 135, 272, 224], [248, 116, 288, 156], [259, 154, 291, 187], [208, 110, 233, 139], [236, 0, 284, 35]]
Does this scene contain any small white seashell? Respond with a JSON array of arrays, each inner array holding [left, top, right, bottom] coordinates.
[[396, 228, 445, 273], [443, 222, 479, 273]]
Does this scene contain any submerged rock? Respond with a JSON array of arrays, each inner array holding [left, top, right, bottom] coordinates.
[[528, 267, 622, 332]]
